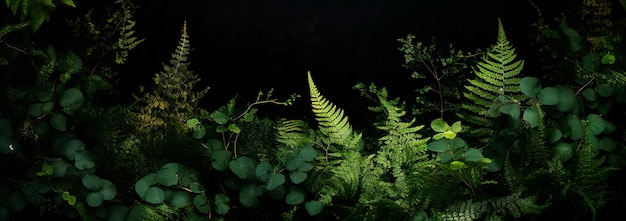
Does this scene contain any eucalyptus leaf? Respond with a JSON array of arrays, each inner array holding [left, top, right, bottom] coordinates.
[[82, 174, 103, 191], [59, 88, 84, 108], [142, 187, 165, 204], [211, 111, 229, 125]]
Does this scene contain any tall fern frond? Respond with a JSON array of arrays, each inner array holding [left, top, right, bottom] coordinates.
[[458, 18, 526, 144], [307, 71, 361, 149]]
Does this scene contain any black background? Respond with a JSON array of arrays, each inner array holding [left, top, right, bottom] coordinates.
[[120, 0, 570, 119]]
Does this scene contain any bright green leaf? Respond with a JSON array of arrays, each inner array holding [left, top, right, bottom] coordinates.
[[192, 125, 206, 139], [211, 111, 229, 125], [450, 121, 462, 132], [442, 131, 456, 140], [601, 53, 615, 64], [430, 119, 449, 132], [228, 124, 241, 133]]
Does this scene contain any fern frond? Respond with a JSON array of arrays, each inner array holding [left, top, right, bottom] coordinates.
[[458, 18, 527, 144], [307, 71, 361, 149], [274, 118, 315, 148], [0, 22, 28, 40]]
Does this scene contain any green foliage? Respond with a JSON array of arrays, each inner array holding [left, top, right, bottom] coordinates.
[[458, 18, 527, 145], [133, 20, 208, 138], [397, 35, 480, 122], [5, 0, 76, 31]]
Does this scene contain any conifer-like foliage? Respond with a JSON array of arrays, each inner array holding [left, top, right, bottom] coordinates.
[[134, 20, 209, 136], [458, 18, 526, 143]]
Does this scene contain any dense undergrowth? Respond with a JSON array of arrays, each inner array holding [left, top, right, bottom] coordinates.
[[2, 0, 626, 220]]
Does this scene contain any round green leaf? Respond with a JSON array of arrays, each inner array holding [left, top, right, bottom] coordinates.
[[305, 200, 324, 216], [565, 115, 584, 140], [86, 192, 104, 207], [229, 156, 256, 179], [582, 88, 597, 101], [193, 194, 210, 214], [61, 139, 86, 160], [556, 87, 577, 112], [602, 53, 616, 64], [28, 103, 44, 117], [427, 139, 448, 152], [211, 150, 232, 171], [285, 187, 305, 205], [498, 103, 520, 118], [596, 86, 614, 97], [82, 175, 103, 191], [215, 194, 230, 215], [523, 107, 540, 128], [553, 142, 574, 162], [189, 182, 205, 193], [255, 162, 273, 182], [538, 87, 559, 105], [239, 184, 261, 208], [211, 111, 229, 125], [157, 163, 180, 186], [169, 191, 191, 207], [599, 137, 617, 152], [134, 174, 156, 196], [586, 114, 606, 136], [143, 187, 165, 204], [74, 151, 95, 170], [50, 113, 67, 131], [289, 171, 307, 184], [520, 77, 542, 96], [34, 121, 50, 136], [547, 128, 562, 144], [464, 148, 484, 162], [604, 121, 616, 134], [298, 162, 314, 172], [101, 179, 116, 200], [52, 160, 68, 177], [285, 157, 303, 172], [59, 88, 84, 108], [450, 121, 462, 132], [205, 139, 224, 151], [298, 145, 317, 162], [430, 119, 449, 132], [228, 124, 241, 134], [266, 173, 285, 190], [192, 125, 206, 139]]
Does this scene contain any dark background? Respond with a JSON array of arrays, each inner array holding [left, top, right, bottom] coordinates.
[[120, 0, 570, 119]]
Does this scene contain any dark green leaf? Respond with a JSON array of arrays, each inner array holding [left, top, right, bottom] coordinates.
[[143, 187, 165, 204], [427, 139, 448, 152], [553, 142, 574, 162], [266, 173, 285, 190], [464, 148, 484, 162], [50, 113, 67, 131], [74, 151, 95, 170], [239, 184, 261, 208], [211, 111, 229, 125], [157, 163, 180, 186], [305, 200, 324, 216], [523, 106, 540, 128], [59, 88, 84, 108], [255, 162, 273, 182], [211, 150, 231, 171], [193, 194, 210, 214], [285, 187, 305, 205], [520, 77, 542, 96], [586, 114, 606, 136], [289, 171, 307, 184], [556, 87, 576, 112], [82, 175, 103, 191], [229, 156, 256, 179], [538, 87, 559, 105], [101, 179, 116, 200], [86, 192, 103, 207], [169, 191, 191, 207]]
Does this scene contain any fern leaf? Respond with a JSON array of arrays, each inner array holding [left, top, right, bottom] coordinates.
[[307, 71, 361, 149], [0, 22, 28, 40]]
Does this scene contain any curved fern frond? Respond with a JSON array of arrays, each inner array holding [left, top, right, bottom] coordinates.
[[0, 22, 28, 40], [307, 71, 362, 149], [275, 118, 315, 148]]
